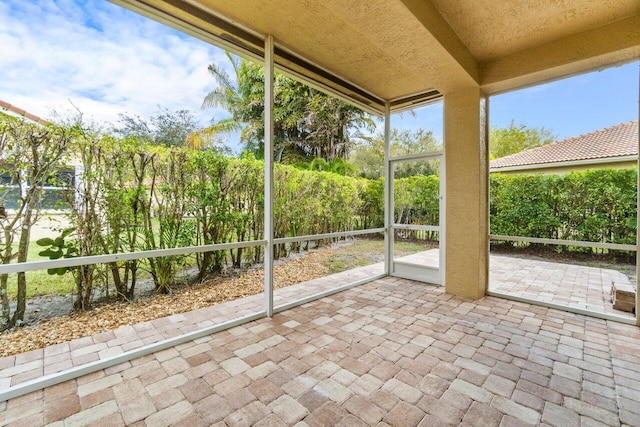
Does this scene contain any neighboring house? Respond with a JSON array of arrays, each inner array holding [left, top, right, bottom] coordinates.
[[0, 100, 79, 211], [0, 99, 51, 126], [490, 120, 639, 174]]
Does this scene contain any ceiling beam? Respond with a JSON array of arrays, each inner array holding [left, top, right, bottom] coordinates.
[[481, 14, 640, 94], [398, 0, 479, 87]]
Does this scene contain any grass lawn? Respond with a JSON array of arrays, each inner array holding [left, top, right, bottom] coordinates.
[[4, 243, 76, 299], [324, 238, 432, 273]]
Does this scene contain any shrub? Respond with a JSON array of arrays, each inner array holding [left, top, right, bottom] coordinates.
[[490, 169, 637, 258]]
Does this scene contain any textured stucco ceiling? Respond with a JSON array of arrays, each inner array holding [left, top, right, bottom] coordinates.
[[118, 0, 640, 111], [190, 0, 478, 100], [430, 0, 640, 62]]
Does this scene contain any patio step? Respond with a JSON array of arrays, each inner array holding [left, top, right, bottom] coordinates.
[[611, 280, 636, 313]]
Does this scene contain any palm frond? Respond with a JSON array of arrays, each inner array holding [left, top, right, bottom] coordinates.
[[207, 63, 235, 91], [226, 52, 241, 78], [204, 118, 242, 136]]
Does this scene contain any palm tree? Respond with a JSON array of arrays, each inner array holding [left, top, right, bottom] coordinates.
[[202, 52, 375, 162], [201, 53, 266, 155]]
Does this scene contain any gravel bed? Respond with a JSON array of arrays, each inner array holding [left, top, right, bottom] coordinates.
[[0, 249, 332, 357]]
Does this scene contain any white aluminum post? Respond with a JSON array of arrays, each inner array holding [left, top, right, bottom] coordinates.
[[439, 144, 446, 287], [384, 102, 393, 275], [264, 35, 275, 317]]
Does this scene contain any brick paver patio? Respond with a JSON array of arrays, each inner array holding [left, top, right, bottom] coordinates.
[[0, 262, 385, 391], [490, 253, 635, 320], [1, 249, 633, 395], [2, 275, 640, 426], [403, 249, 635, 320]]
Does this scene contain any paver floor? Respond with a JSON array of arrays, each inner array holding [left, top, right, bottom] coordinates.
[[0, 262, 385, 390], [2, 276, 640, 426], [490, 253, 634, 319], [402, 249, 635, 320]]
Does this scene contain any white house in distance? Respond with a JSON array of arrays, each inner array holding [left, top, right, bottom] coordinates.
[[0, 100, 81, 212], [490, 120, 639, 174], [0, 100, 79, 239], [0, 100, 51, 126]]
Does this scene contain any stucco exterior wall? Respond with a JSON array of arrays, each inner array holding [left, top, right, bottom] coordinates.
[[491, 160, 637, 175], [444, 88, 489, 299]]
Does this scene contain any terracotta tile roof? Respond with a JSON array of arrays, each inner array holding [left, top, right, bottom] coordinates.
[[0, 100, 51, 126], [490, 120, 638, 170]]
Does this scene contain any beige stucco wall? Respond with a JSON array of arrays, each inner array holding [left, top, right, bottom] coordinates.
[[444, 88, 489, 299]]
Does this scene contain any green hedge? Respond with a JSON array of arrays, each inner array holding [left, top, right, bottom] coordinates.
[[58, 145, 383, 291], [355, 168, 638, 252], [490, 169, 637, 246], [24, 134, 640, 305], [207, 165, 638, 255]]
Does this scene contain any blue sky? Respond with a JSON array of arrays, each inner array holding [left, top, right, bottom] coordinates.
[[489, 63, 639, 140], [0, 0, 230, 130], [1, 0, 638, 152], [394, 62, 639, 143]]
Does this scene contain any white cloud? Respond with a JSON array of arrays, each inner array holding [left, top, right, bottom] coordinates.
[[0, 0, 233, 132]]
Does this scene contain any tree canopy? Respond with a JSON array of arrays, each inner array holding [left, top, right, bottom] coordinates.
[[490, 120, 555, 159], [111, 107, 230, 152], [202, 53, 375, 162], [112, 107, 198, 146], [351, 128, 442, 179]]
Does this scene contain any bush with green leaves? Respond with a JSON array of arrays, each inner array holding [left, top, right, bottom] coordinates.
[[36, 229, 78, 275], [490, 169, 637, 257], [10, 122, 638, 316], [0, 115, 75, 329], [356, 178, 384, 230]]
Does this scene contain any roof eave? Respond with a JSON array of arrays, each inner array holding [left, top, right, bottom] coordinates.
[[490, 155, 638, 173]]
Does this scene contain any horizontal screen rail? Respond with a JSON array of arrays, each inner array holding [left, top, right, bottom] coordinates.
[[273, 228, 384, 245], [0, 240, 267, 275], [393, 224, 439, 232], [487, 290, 636, 325], [489, 235, 637, 252], [389, 151, 443, 163]]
